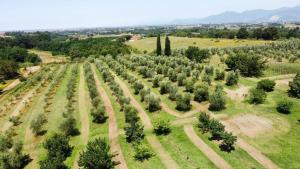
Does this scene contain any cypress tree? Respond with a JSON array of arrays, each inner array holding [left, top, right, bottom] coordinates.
[[156, 34, 162, 56], [165, 36, 171, 56]]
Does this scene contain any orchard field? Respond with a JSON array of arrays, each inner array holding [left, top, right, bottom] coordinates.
[[1, 39, 300, 169]]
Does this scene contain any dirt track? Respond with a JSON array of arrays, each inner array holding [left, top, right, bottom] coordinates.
[[113, 72, 180, 169], [184, 125, 232, 169], [92, 65, 128, 169], [73, 66, 91, 169]]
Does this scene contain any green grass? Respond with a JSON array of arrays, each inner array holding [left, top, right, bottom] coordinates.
[[94, 66, 167, 168], [158, 127, 218, 169], [264, 63, 300, 76], [194, 126, 264, 169], [241, 89, 300, 169], [127, 36, 271, 52]]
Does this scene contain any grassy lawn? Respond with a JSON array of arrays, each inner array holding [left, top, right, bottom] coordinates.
[[193, 126, 264, 169], [241, 89, 300, 169], [127, 36, 271, 52], [158, 127, 218, 169]]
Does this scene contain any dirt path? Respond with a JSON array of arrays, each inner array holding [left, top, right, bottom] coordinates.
[[1, 88, 35, 132], [91, 65, 128, 169], [2, 79, 20, 92], [237, 139, 280, 169], [224, 85, 249, 102], [184, 125, 231, 169], [112, 72, 180, 169], [73, 66, 91, 169]]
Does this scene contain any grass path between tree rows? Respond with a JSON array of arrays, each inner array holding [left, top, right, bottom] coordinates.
[[72, 65, 90, 169], [91, 64, 128, 169], [112, 72, 180, 169]]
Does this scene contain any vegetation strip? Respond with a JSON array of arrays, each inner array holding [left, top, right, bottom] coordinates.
[[184, 124, 231, 169], [112, 71, 180, 169], [91, 64, 128, 169], [72, 65, 90, 168]]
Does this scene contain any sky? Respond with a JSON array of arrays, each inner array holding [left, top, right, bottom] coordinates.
[[1, 0, 300, 31]]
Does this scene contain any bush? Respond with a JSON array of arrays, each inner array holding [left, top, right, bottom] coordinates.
[[153, 120, 171, 135], [194, 84, 209, 103], [0, 134, 13, 151], [124, 105, 139, 123], [276, 100, 293, 114], [215, 69, 225, 81], [60, 117, 80, 136], [9, 116, 20, 126], [177, 73, 186, 86], [168, 85, 178, 101], [209, 87, 226, 111], [225, 53, 266, 77], [249, 88, 266, 104], [176, 93, 192, 111], [159, 81, 170, 95], [185, 46, 210, 63], [133, 81, 144, 95], [91, 105, 107, 123], [288, 73, 300, 98], [198, 112, 211, 133], [78, 138, 118, 169], [220, 132, 237, 152], [209, 119, 225, 140], [134, 144, 155, 161], [140, 88, 150, 102], [43, 134, 72, 159], [225, 71, 239, 86], [124, 121, 145, 143], [145, 94, 161, 112], [185, 79, 194, 93], [30, 114, 47, 136], [257, 79, 276, 92], [202, 73, 211, 85], [152, 75, 162, 88]]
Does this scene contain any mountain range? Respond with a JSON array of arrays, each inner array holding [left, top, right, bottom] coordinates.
[[172, 5, 300, 25]]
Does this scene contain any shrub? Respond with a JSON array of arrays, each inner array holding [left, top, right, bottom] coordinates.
[[204, 66, 214, 76], [152, 75, 162, 88], [91, 105, 107, 123], [30, 114, 47, 136], [9, 116, 20, 126], [124, 105, 139, 123], [177, 73, 186, 86], [225, 71, 239, 86], [194, 84, 209, 103], [60, 117, 80, 136], [288, 73, 300, 98], [198, 112, 211, 133], [209, 119, 225, 140], [276, 100, 293, 114], [0, 134, 13, 151], [133, 81, 144, 95], [153, 120, 171, 135], [176, 93, 192, 111], [220, 132, 237, 152], [43, 134, 72, 159], [185, 46, 210, 63], [202, 73, 211, 85], [124, 121, 145, 143], [140, 88, 150, 102], [145, 94, 161, 112], [215, 69, 225, 81], [249, 88, 266, 104], [159, 81, 170, 95], [134, 144, 155, 161], [185, 79, 194, 93], [78, 138, 117, 169], [209, 88, 226, 111], [168, 85, 178, 101], [257, 79, 276, 92]]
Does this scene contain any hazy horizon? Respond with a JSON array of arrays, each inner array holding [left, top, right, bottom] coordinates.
[[1, 0, 300, 31]]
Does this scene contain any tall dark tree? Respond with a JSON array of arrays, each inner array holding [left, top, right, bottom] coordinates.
[[156, 34, 162, 56], [164, 36, 171, 56], [237, 28, 249, 39]]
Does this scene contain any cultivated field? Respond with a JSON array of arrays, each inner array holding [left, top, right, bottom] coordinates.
[[127, 36, 271, 52], [1, 40, 300, 169]]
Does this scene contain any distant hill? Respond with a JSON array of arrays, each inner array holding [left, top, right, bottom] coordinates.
[[173, 5, 300, 24]]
